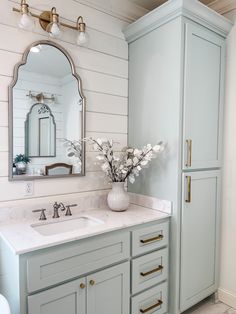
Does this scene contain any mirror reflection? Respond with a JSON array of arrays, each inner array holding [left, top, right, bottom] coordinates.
[[10, 42, 85, 179], [25, 102, 56, 158]]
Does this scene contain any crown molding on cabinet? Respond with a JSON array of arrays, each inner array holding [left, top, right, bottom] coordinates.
[[208, 0, 236, 14], [124, 0, 233, 43], [73, 0, 149, 22]]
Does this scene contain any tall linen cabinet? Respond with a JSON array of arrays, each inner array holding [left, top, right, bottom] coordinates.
[[124, 1, 232, 313]]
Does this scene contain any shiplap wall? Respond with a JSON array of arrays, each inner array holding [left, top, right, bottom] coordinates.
[[0, 0, 128, 204]]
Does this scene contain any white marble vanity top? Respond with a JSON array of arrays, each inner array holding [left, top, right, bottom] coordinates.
[[0, 192, 171, 255]]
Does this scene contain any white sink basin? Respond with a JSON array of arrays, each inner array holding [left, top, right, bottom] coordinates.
[[31, 216, 103, 236]]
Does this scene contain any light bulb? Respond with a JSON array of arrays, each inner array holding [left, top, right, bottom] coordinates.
[[18, 12, 35, 31], [77, 31, 89, 46], [48, 22, 61, 38]]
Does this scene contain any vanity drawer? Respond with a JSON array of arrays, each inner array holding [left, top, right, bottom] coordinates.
[[132, 282, 168, 314], [132, 248, 168, 294], [132, 221, 168, 257], [26, 232, 130, 293]]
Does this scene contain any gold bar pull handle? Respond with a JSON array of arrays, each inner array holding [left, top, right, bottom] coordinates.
[[140, 300, 163, 313], [185, 139, 192, 167], [140, 265, 163, 277], [185, 176, 191, 203], [140, 234, 163, 244]]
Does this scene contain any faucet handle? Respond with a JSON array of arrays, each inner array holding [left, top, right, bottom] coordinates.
[[32, 209, 47, 220], [65, 204, 77, 216]]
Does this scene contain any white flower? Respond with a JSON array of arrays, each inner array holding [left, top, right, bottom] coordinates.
[[133, 157, 139, 165], [129, 175, 135, 184], [134, 149, 141, 157], [141, 160, 148, 166], [153, 144, 161, 152], [127, 148, 134, 153], [126, 159, 133, 166]]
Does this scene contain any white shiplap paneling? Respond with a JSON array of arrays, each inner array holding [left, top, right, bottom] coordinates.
[[0, 0, 128, 204]]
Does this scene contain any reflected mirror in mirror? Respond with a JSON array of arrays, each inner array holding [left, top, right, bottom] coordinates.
[[9, 41, 85, 180]]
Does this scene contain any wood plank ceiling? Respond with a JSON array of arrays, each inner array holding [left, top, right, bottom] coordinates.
[[129, 0, 219, 11]]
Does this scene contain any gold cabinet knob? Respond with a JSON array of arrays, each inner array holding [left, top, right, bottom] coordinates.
[[80, 283, 86, 289], [89, 280, 95, 286]]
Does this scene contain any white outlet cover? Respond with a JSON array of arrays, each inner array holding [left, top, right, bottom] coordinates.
[[24, 181, 34, 196]]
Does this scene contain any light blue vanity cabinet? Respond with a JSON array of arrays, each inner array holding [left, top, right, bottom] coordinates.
[[124, 1, 232, 313], [0, 219, 169, 314]]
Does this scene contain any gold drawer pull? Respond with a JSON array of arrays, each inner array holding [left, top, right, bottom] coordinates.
[[140, 265, 163, 277], [140, 234, 163, 244], [185, 139, 192, 167], [89, 280, 95, 286], [185, 176, 191, 203], [140, 300, 163, 313]]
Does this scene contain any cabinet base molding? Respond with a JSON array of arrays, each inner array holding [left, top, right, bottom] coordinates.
[[218, 288, 236, 309]]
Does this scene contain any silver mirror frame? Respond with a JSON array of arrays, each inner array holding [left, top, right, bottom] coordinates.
[[8, 40, 86, 181]]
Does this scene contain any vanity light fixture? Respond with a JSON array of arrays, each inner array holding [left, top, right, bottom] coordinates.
[[17, 0, 35, 31], [26, 91, 56, 103], [13, 1, 88, 45]]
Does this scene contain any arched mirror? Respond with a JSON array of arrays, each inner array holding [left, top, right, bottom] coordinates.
[[9, 40, 85, 180]]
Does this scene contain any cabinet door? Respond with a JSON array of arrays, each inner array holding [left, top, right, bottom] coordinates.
[[180, 171, 220, 311], [87, 262, 130, 314], [182, 23, 225, 170], [28, 278, 86, 314]]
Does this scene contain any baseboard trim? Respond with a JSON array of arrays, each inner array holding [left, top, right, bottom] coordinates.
[[218, 288, 236, 308]]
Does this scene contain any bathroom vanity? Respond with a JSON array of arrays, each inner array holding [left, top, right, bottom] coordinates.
[[0, 200, 170, 314]]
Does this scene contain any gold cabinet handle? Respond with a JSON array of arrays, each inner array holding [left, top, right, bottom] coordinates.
[[140, 300, 163, 313], [185, 176, 191, 203], [140, 265, 163, 277], [80, 283, 86, 289], [89, 280, 95, 286], [140, 234, 163, 244], [185, 139, 192, 167]]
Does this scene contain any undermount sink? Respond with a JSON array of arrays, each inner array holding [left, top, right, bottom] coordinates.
[[31, 216, 104, 236]]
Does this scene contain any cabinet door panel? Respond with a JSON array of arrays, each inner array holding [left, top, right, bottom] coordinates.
[[183, 23, 225, 170], [28, 278, 86, 314], [180, 171, 220, 311], [87, 262, 130, 314]]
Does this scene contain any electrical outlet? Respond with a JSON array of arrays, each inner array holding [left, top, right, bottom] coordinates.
[[24, 181, 34, 196]]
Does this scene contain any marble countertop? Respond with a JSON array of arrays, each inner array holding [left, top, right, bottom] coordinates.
[[0, 204, 170, 255]]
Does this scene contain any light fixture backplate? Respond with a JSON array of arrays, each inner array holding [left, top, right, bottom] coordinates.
[[39, 11, 51, 31]]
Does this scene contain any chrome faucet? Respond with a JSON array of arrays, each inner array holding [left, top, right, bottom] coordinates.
[[53, 202, 66, 218]]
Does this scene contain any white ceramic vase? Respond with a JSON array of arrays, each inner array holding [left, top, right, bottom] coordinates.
[[107, 182, 130, 212]]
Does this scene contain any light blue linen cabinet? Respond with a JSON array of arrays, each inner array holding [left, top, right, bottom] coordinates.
[[124, 0, 232, 313]]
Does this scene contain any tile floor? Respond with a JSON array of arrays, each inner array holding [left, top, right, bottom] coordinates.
[[183, 298, 236, 314]]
